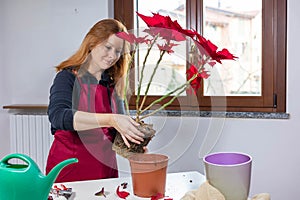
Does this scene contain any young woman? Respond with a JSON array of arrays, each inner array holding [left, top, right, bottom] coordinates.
[[46, 19, 144, 182]]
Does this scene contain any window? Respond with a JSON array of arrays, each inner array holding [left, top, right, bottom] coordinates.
[[114, 0, 286, 113]]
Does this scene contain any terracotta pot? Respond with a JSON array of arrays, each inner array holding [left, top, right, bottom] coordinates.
[[128, 153, 169, 198]]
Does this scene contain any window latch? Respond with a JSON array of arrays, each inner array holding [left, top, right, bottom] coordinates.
[[273, 94, 277, 108]]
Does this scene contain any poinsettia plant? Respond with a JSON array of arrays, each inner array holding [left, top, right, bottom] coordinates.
[[113, 12, 236, 157], [116, 12, 236, 123]]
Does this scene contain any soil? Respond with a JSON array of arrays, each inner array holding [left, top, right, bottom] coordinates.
[[112, 122, 156, 158]]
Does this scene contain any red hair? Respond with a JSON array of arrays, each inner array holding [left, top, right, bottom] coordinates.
[[55, 19, 131, 97]]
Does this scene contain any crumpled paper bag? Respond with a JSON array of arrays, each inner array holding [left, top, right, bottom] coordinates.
[[181, 181, 225, 200], [181, 181, 271, 200], [250, 193, 271, 200]]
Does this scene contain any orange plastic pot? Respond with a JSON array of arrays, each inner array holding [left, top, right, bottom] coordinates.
[[128, 153, 169, 197]]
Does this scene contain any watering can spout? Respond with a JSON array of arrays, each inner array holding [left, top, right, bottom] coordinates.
[[46, 158, 78, 183]]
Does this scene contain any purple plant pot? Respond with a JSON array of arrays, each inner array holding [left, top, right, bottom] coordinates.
[[203, 152, 252, 200]]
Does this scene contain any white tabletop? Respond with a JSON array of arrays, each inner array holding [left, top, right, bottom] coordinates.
[[56, 171, 205, 200]]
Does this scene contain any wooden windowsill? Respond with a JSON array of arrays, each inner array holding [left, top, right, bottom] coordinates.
[[3, 104, 48, 115], [3, 104, 48, 110]]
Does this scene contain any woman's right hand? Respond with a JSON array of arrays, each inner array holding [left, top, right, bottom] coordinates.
[[110, 114, 144, 148]]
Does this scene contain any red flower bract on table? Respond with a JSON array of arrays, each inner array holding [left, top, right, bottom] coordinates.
[[151, 192, 164, 200], [116, 185, 130, 199], [151, 192, 173, 200]]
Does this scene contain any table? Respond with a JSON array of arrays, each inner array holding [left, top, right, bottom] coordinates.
[[57, 171, 205, 200]]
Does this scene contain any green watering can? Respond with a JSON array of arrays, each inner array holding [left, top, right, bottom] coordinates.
[[0, 153, 78, 200]]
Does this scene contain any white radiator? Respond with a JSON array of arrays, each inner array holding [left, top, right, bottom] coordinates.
[[10, 114, 53, 173]]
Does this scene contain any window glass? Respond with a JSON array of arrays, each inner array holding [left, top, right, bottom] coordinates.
[[134, 0, 187, 96], [114, 0, 286, 112], [203, 0, 262, 96]]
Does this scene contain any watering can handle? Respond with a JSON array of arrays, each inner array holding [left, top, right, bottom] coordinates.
[[1, 153, 34, 167]]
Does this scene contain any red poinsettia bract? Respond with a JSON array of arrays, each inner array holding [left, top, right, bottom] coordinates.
[[186, 65, 210, 95], [137, 12, 195, 39], [116, 32, 149, 44], [193, 30, 237, 63], [157, 42, 178, 54], [144, 27, 186, 42], [116, 186, 130, 199], [137, 12, 237, 63], [116, 11, 238, 122], [151, 192, 173, 200]]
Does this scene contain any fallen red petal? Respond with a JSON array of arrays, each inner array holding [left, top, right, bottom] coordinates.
[[151, 193, 164, 200], [60, 184, 68, 191], [53, 185, 61, 190], [116, 186, 130, 199]]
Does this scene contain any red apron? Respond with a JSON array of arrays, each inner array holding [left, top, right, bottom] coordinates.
[[46, 77, 118, 182]]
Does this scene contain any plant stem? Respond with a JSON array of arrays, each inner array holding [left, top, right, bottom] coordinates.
[[139, 73, 198, 120], [138, 50, 166, 112], [135, 36, 158, 121], [139, 55, 211, 114], [124, 45, 137, 115], [140, 79, 188, 114], [139, 85, 187, 120], [138, 42, 210, 115]]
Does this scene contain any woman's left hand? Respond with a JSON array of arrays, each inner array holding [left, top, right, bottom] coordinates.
[[110, 114, 144, 148]]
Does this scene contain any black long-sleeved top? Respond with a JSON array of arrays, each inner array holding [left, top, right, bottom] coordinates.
[[47, 69, 125, 135]]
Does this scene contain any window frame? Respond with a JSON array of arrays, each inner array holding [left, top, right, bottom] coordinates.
[[114, 0, 286, 113]]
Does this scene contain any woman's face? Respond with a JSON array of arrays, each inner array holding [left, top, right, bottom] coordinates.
[[89, 34, 123, 74]]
